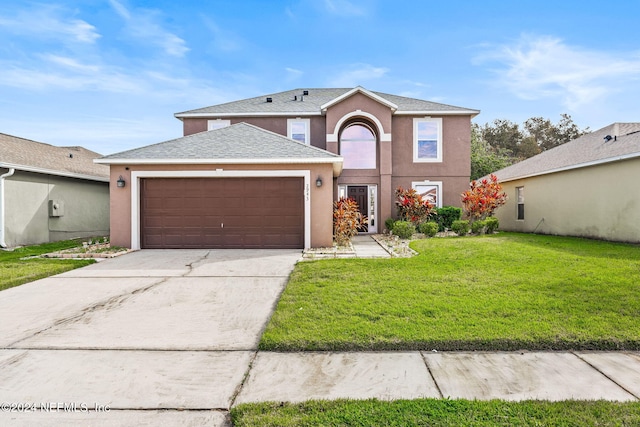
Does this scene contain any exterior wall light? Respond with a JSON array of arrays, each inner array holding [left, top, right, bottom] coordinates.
[[316, 176, 323, 187], [117, 175, 126, 188]]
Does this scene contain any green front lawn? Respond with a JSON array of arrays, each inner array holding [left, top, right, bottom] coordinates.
[[232, 399, 640, 427], [0, 240, 95, 291], [260, 233, 640, 351]]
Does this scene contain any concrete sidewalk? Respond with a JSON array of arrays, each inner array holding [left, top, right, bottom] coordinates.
[[235, 350, 640, 404]]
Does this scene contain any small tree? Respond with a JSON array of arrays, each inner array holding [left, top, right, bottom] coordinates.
[[461, 174, 507, 222], [395, 187, 434, 226], [333, 197, 367, 246]]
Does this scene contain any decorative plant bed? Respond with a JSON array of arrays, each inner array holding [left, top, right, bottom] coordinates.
[[42, 242, 132, 259], [302, 242, 355, 259]]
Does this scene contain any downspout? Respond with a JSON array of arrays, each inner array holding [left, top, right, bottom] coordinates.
[[0, 168, 15, 248]]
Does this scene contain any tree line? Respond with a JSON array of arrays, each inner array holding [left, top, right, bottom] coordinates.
[[471, 114, 590, 180]]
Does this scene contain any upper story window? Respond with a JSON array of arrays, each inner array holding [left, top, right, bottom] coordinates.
[[287, 118, 310, 144], [413, 117, 443, 163], [340, 123, 377, 169], [208, 119, 230, 130]]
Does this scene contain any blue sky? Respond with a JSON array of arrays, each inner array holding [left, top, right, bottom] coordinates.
[[1, 0, 640, 155]]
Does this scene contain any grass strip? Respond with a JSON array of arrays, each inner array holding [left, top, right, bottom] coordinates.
[[260, 233, 640, 351], [231, 398, 640, 427], [0, 239, 95, 291]]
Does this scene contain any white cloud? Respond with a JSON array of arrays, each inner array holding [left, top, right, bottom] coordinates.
[[109, 0, 189, 57], [323, 0, 367, 16], [0, 64, 144, 93], [327, 64, 389, 87], [108, 0, 131, 20], [200, 15, 242, 52], [40, 54, 101, 73], [286, 67, 303, 76], [0, 5, 100, 44], [475, 35, 640, 109]]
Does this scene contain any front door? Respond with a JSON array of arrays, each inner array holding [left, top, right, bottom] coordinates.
[[348, 186, 368, 232]]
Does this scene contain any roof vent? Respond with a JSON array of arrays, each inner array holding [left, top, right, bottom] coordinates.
[[604, 135, 613, 142], [266, 97, 272, 103], [303, 90, 309, 95], [293, 95, 297, 101]]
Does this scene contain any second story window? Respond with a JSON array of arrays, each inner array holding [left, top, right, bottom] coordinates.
[[413, 118, 443, 163], [340, 123, 377, 169], [287, 118, 310, 144]]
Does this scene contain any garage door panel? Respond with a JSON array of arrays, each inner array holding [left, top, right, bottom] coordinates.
[[244, 198, 264, 209], [141, 177, 304, 249]]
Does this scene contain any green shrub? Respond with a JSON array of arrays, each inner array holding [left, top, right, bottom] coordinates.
[[392, 221, 415, 239], [384, 217, 396, 233], [418, 221, 439, 237], [451, 220, 470, 236], [432, 206, 462, 231], [485, 217, 500, 234], [471, 220, 486, 235]]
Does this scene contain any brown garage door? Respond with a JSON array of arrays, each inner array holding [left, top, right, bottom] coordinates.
[[141, 177, 304, 249]]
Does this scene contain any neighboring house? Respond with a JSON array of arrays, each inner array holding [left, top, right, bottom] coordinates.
[[0, 133, 110, 248], [97, 87, 479, 249], [492, 123, 640, 243]]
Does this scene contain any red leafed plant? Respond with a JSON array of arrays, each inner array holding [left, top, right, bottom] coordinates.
[[333, 197, 367, 246], [395, 187, 434, 225], [461, 174, 507, 222]]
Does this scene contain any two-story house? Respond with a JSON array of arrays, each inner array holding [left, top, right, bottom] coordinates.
[[97, 87, 478, 249]]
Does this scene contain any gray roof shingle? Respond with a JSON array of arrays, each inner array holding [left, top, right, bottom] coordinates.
[[175, 87, 479, 117], [0, 133, 108, 180], [492, 123, 640, 182], [98, 122, 342, 162]]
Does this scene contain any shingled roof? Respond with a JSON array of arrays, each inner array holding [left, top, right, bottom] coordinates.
[[97, 123, 343, 172], [175, 87, 479, 117], [0, 133, 109, 181], [492, 123, 640, 182]]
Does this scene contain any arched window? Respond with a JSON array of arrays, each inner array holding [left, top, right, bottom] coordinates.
[[340, 123, 376, 169]]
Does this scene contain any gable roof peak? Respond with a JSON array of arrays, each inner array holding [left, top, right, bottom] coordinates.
[[319, 86, 398, 112]]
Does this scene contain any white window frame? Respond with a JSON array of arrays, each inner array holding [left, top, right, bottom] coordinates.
[[516, 186, 525, 221], [287, 118, 310, 145], [337, 184, 378, 233], [339, 122, 377, 170], [412, 180, 443, 208], [413, 117, 443, 163], [207, 119, 231, 131]]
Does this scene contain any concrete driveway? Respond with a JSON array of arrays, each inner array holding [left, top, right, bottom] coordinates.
[[0, 249, 301, 426]]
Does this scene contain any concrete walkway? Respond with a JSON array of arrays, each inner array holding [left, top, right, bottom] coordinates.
[[1, 248, 639, 426], [351, 234, 392, 258]]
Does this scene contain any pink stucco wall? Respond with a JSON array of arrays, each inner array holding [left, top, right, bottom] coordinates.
[[177, 91, 473, 231]]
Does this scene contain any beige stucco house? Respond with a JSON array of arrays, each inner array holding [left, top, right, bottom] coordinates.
[[97, 87, 479, 249], [0, 133, 110, 247], [492, 123, 640, 243]]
